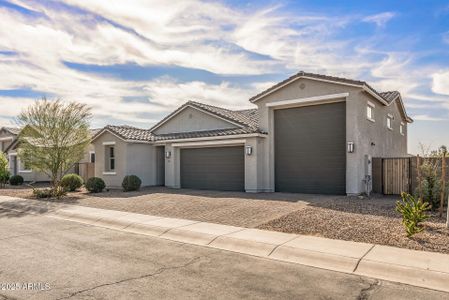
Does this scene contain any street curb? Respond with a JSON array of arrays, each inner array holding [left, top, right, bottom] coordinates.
[[1, 196, 449, 293]]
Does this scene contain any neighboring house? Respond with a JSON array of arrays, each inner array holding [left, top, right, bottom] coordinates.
[[1, 126, 97, 183], [90, 71, 412, 195]]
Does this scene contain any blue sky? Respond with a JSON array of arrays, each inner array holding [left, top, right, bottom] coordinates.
[[0, 0, 448, 153]]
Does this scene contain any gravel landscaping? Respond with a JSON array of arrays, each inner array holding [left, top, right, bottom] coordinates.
[[258, 195, 449, 254], [2, 185, 449, 254]]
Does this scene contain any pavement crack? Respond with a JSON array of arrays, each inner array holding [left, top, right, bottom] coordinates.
[[55, 255, 205, 300], [357, 278, 379, 300], [0, 293, 16, 300]]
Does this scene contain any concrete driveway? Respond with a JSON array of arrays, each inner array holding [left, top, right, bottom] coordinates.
[[0, 210, 447, 299]]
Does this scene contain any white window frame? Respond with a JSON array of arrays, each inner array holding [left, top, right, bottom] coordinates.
[[367, 101, 375, 122], [18, 158, 32, 173], [387, 114, 393, 130], [103, 145, 116, 174], [400, 122, 405, 135], [89, 151, 96, 163]]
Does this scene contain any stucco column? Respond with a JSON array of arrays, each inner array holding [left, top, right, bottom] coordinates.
[[164, 143, 180, 188]]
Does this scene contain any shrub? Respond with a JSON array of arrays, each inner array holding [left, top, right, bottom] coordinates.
[[33, 186, 67, 199], [396, 192, 430, 237], [0, 152, 9, 188], [122, 175, 142, 192], [0, 171, 10, 188], [60, 174, 83, 192], [9, 175, 24, 186], [416, 161, 441, 209], [86, 177, 105, 193]]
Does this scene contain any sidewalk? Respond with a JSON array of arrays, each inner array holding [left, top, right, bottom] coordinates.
[[1, 195, 449, 293]]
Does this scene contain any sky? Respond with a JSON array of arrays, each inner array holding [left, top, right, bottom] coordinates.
[[0, 0, 448, 154]]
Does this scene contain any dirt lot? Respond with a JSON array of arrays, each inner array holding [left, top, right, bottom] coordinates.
[[2, 184, 449, 254]]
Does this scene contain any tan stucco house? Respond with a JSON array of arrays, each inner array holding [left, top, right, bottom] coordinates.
[[90, 71, 412, 195], [1, 127, 96, 182]]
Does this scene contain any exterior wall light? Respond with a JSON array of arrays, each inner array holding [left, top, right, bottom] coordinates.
[[347, 142, 355, 153], [245, 145, 253, 156], [165, 151, 171, 158]]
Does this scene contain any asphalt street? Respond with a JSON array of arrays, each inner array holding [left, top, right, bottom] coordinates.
[[0, 208, 447, 300]]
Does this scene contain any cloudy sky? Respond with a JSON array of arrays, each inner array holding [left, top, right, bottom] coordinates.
[[0, 0, 448, 153]]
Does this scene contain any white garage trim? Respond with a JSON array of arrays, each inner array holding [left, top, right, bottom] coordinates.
[[172, 139, 246, 148], [266, 93, 349, 109], [154, 133, 266, 144]]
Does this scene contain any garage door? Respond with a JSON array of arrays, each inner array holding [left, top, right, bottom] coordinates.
[[274, 102, 346, 194], [180, 146, 244, 191]]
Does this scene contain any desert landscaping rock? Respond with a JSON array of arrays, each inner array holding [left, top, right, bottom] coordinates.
[[259, 197, 449, 254]]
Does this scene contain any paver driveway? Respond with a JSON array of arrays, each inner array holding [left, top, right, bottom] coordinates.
[[63, 187, 332, 227]]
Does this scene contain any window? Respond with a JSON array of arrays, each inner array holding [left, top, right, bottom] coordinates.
[[18, 158, 31, 173], [400, 122, 405, 135], [367, 102, 375, 122], [90, 152, 96, 163], [387, 114, 393, 130], [106, 146, 115, 171]]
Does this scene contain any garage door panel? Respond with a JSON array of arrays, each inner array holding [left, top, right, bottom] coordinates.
[[275, 102, 346, 195], [180, 146, 244, 191]]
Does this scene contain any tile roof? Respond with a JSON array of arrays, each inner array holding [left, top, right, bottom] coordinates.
[[95, 101, 265, 143], [249, 71, 394, 104], [379, 91, 400, 103], [97, 125, 154, 142], [154, 127, 265, 141], [149, 100, 259, 132]]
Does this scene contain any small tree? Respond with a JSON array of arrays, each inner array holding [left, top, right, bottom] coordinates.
[[17, 98, 91, 190], [0, 152, 10, 188]]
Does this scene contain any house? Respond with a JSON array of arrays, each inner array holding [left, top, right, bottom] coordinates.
[[1, 126, 97, 182], [91, 71, 412, 195]]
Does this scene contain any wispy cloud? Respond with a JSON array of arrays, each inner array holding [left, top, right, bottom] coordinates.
[[0, 0, 447, 141], [412, 114, 447, 121], [363, 12, 396, 28]]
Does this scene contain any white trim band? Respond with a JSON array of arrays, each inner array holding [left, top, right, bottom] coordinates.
[[102, 172, 116, 175], [172, 139, 246, 148], [266, 93, 349, 108]]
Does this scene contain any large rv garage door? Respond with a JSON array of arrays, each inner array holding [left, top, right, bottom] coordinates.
[[274, 102, 346, 194], [180, 146, 244, 191]]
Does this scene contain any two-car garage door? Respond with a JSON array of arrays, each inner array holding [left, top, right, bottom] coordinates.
[[180, 146, 245, 191], [274, 102, 346, 195]]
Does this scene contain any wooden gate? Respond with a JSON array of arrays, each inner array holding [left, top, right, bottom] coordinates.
[[372, 158, 411, 195], [382, 158, 410, 194]]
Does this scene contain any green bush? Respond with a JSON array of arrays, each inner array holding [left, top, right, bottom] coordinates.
[[396, 192, 430, 237], [0, 152, 9, 188], [416, 161, 441, 209], [33, 186, 67, 199], [122, 175, 142, 192], [9, 175, 24, 186], [0, 171, 9, 188], [60, 173, 83, 192], [86, 177, 105, 193]]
